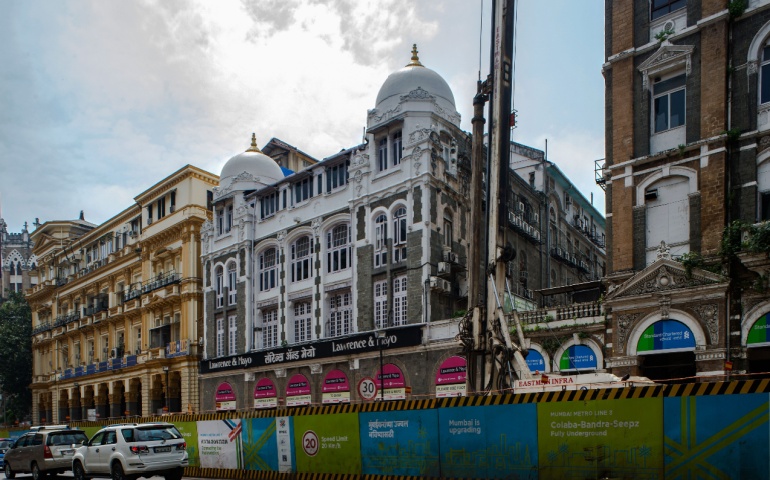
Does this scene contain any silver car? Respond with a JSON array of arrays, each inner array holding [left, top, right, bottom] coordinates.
[[4, 428, 88, 480]]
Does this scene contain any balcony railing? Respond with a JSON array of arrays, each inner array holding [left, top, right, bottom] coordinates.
[[141, 271, 181, 295], [519, 301, 604, 325], [32, 322, 53, 335]]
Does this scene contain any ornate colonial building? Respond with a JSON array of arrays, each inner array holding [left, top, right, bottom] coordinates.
[[198, 47, 608, 411], [26, 165, 217, 423], [0, 217, 37, 302], [602, 0, 770, 380]]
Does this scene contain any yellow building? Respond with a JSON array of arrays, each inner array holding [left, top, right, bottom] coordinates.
[[27, 165, 217, 423]]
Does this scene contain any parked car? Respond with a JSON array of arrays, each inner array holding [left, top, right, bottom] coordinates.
[[4, 426, 88, 479], [72, 422, 187, 480], [0, 437, 13, 468]]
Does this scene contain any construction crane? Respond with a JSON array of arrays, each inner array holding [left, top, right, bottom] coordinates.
[[460, 0, 532, 395]]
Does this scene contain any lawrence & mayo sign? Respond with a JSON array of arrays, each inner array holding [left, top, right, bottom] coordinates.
[[200, 324, 423, 374]]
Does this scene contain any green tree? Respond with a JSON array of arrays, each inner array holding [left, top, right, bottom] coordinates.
[[0, 290, 32, 424]]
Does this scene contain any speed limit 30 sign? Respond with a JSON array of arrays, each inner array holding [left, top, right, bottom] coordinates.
[[357, 376, 377, 401]]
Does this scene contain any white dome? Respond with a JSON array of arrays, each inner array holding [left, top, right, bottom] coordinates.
[[375, 45, 455, 109], [220, 134, 284, 186]]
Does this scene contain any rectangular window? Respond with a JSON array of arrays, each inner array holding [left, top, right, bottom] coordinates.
[[293, 177, 313, 204], [217, 209, 224, 235], [326, 163, 349, 192], [228, 266, 237, 305], [762, 46, 770, 104], [328, 292, 352, 337], [761, 192, 770, 221], [263, 309, 279, 349], [444, 218, 453, 247], [651, 0, 686, 20], [147, 205, 153, 224], [374, 216, 388, 267], [653, 74, 686, 133], [226, 204, 233, 232], [393, 208, 407, 263], [393, 275, 407, 326], [216, 317, 225, 357], [374, 280, 388, 330], [170, 191, 176, 212], [216, 270, 224, 308], [291, 237, 311, 282], [259, 249, 277, 291], [157, 197, 166, 219], [228, 315, 237, 356], [261, 192, 280, 219], [293, 302, 312, 343], [392, 131, 402, 166], [378, 138, 388, 171]]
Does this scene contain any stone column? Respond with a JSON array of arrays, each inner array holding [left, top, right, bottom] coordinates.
[[125, 390, 139, 417], [109, 392, 124, 419]]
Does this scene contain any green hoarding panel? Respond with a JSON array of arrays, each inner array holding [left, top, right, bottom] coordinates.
[[294, 413, 361, 474], [538, 397, 664, 479]]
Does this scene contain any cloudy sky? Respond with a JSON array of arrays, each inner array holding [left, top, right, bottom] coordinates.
[[0, 0, 605, 232]]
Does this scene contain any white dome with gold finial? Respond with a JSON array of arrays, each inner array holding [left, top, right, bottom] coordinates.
[[375, 44, 456, 109], [220, 134, 285, 189]]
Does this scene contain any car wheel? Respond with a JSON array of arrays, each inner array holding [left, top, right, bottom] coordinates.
[[4, 462, 15, 479], [164, 467, 183, 480], [111, 461, 126, 480], [73, 461, 88, 480], [31, 461, 46, 480]]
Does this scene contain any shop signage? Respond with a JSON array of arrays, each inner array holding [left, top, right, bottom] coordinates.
[[558, 345, 597, 372], [215, 381, 236, 411], [322, 369, 350, 404], [747, 313, 770, 346], [286, 374, 311, 407], [636, 319, 695, 354], [525, 350, 546, 372], [376, 363, 406, 400], [201, 324, 423, 374], [253, 377, 277, 409]]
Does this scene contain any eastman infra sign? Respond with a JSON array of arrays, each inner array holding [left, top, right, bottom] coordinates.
[[201, 325, 424, 374]]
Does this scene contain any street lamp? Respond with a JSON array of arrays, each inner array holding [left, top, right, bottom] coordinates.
[[377, 330, 386, 401], [162, 366, 169, 413]]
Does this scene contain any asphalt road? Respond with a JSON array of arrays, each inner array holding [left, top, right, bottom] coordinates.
[[0, 474, 209, 480]]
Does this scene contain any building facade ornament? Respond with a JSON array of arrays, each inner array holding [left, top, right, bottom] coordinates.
[[659, 295, 671, 320], [617, 313, 641, 351], [693, 303, 719, 345]]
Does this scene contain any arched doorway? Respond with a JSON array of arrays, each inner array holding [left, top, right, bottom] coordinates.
[[169, 371, 181, 413], [743, 309, 770, 378], [629, 316, 700, 383], [95, 383, 109, 420]]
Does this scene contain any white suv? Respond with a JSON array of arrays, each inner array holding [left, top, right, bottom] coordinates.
[[72, 423, 187, 480]]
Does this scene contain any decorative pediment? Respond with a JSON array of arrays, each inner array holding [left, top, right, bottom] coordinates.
[[637, 43, 694, 91], [606, 253, 726, 302]]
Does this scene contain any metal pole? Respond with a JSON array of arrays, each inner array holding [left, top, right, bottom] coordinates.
[[165, 369, 169, 412], [379, 340, 384, 401]]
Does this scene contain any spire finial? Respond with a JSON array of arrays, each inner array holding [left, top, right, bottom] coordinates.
[[246, 133, 263, 153], [407, 43, 423, 67]]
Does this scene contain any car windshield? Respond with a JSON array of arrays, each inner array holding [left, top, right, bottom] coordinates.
[[0, 440, 12, 449], [48, 431, 88, 446], [129, 426, 183, 443]]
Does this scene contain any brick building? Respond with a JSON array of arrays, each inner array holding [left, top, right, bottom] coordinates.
[[602, 0, 770, 380]]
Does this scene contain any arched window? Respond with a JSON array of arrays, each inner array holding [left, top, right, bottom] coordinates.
[[215, 266, 224, 308], [393, 207, 407, 262], [291, 236, 312, 282], [374, 214, 388, 267], [259, 248, 278, 292], [644, 175, 691, 264], [227, 263, 237, 305], [327, 224, 351, 273], [443, 211, 453, 247]]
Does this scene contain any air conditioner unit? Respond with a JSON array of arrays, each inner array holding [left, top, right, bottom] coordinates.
[[438, 262, 451, 275], [110, 348, 117, 358], [742, 229, 751, 244], [443, 251, 458, 263], [128, 230, 136, 237], [429, 276, 451, 293]]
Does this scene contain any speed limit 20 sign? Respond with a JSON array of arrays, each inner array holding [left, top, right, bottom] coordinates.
[[357, 376, 377, 401], [302, 430, 319, 456]]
